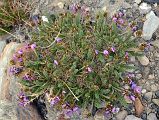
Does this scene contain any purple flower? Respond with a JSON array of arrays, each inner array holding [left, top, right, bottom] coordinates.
[[125, 52, 128, 57], [118, 12, 124, 17], [18, 92, 29, 107], [50, 96, 60, 106], [134, 86, 141, 94], [130, 95, 136, 101], [95, 50, 99, 55], [64, 109, 73, 117], [54, 60, 58, 65], [112, 17, 117, 22], [18, 49, 23, 55], [118, 18, 124, 24], [18, 58, 23, 62], [23, 74, 32, 81], [103, 50, 109, 56], [112, 107, 120, 114], [55, 37, 62, 43], [104, 110, 111, 118], [70, 3, 78, 14], [111, 47, 115, 52], [128, 73, 135, 78], [130, 82, 137, 89], [10, 66, 23, 74], [132, 26, 137, 31], [31, 43, 36, 50], [73, 106, 80, 115]]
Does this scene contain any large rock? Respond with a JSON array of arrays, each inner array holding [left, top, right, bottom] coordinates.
[[143, 0, 159, 3], [116, 110, 128, 120], [142, 11, 159, 40], [139, 2, 151, 14], [147, 113, 158, 120], [152, 99, 159, 106], [125, 115, 142, 120], [137, 55, 149, 66], [0, 42, 42, 120]]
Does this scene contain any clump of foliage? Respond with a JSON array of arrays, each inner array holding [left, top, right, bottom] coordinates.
[[0, 0, 31, 35], [10, 5, 144, 118]]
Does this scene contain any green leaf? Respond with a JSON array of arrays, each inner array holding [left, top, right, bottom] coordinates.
[[98, 54, 105, 63]]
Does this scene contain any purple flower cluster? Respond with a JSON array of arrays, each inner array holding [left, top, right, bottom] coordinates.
[[63, 106, 81, 118], [18, 92, 29, 107], [130, 81, 141, 94], [50, 96, 60, 106], [112, 11, 124, 25], [10, 66, 23, 74], [22, 73, 34, 81]]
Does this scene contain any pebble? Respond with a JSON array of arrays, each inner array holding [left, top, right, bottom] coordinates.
[[125, 115, 142, 120], [115, 110, 128, 120], [137, 55, 149, 66], [143, 0, 159, 3], [57, 2, 64, 9], [142, 11, 159, 40], [152, 99, 159, 106], [136, 74, 142, 79], [155, 90, 159, 98], [135, 0, 142, 4], [147, 113, 158, 120], [151, 40, 159, 48], [144, 92, 153, 102], [141, 112, 147, 120], [142, 89, 147, 94], [148, 74, 155, 80], [151, 84, 158, 92], [139, 2, 152, 14]]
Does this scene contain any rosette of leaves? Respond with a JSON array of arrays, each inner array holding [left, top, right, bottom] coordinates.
[[0, 0, 31, 35], [17, 12, 138, 112]]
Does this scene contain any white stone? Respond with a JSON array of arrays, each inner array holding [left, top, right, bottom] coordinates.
[[144, 92, 153, 102], [116, 110, 128, 120], [102, 6, 107, 12], [148, 74, 155, 80], [42, 16, 49, 23], [137, 55, 149, 66], [125, 115, 142, 120], [141, 89, 147, 94], [57, 2, 64, 9], [142, 11, 159, 40], [135, 0, 141, 4], [139, 3, 151, 14], [152, 99, 159, 106], [147, 113, 158, 120]]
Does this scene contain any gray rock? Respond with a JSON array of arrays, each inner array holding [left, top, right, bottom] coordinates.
[[141, 89, 147, 94], [0, 41, 6, 53], [136, 74, 142, 79], [125, 115, 142, 120], [155, 90, 159, 98], [116, 110, 128, 120], [135, 0, 142, 4], [147, 113, 158, 120], [151, 40, 159, 48], [144, 92, 153, 102], [137, 55, 149, 66], [139, 2, 151, 14], [152, 99, 159, 106], [143, 0, 159, 3], [142, 11, 159, 40], [151, 84, 158, 92]]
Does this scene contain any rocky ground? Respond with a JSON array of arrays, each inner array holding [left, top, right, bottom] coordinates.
[[0, 0, 159, 120]]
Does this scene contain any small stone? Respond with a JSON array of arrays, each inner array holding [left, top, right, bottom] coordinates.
[[130, 56, 136, 63], [143, 0, 159, 3], [144, 92, 153, 102], [102, 6, 107, 12], [137, 55, 149, 66], [151, 40, 159, 49], [125, 115, 142, 120], [141, 112, 147, 120], [155, 90, 159, 98], [142, 11, 159, 40], [115, 110, 128, 120], [57, 2, 64, 9], [136, 74, 142, 79], [135, 0, 142, 4], [151, 84, 158, 92], [139, 2, 152, 14], [94, 109, 105, 120], [147, 113, 158, 120], [148, 74, 155, 80], [152, 99, 159, 106], [142, 89, 147, 94]]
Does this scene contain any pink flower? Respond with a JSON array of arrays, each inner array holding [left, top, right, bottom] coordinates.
[[103, 50, 109, 56], [118, 18, 124, 24], [87, 67, 92, 73], [31, 43, 36, 50], [111, 47, 115, 52], [95, 50, 99, 55], [18, 49, 23, 55], [55, 37, 62, 43], [130, 95, 136, 101], [54, 60, 58, 65], [112, 17, 117, 22]]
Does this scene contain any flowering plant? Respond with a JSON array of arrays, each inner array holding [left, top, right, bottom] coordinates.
[[10, 7, 143, 118]]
